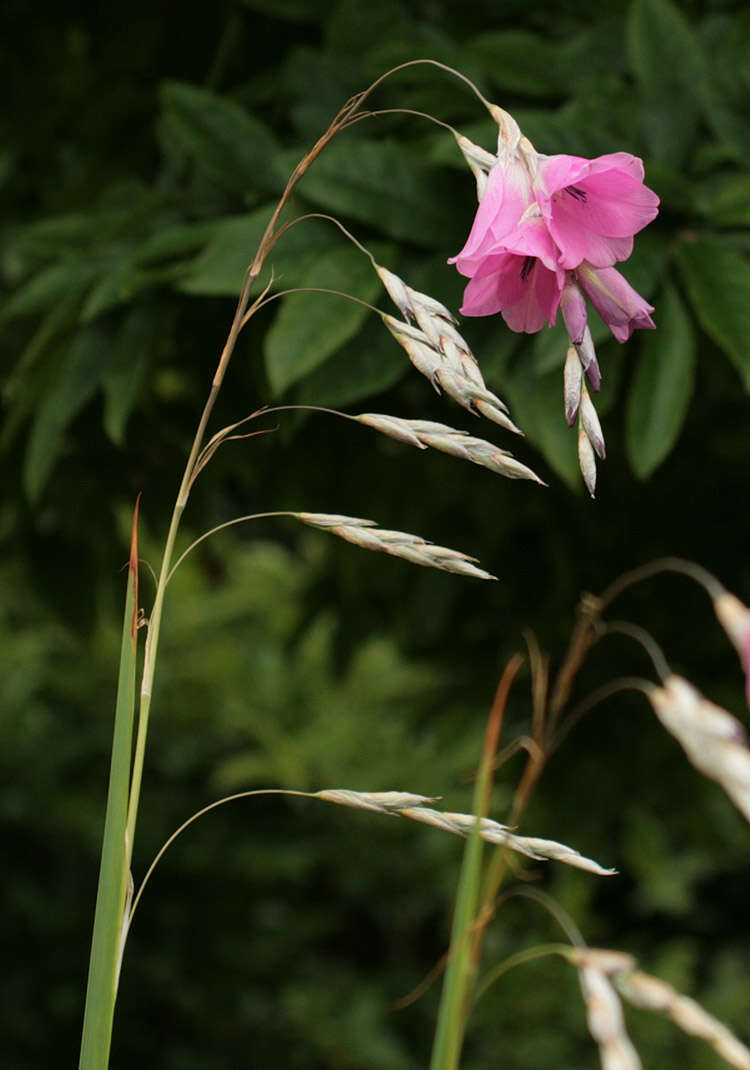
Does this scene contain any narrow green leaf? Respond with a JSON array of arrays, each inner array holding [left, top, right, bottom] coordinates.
[[79, 499, 140, 1070], [24, 320, 115, 500], [677, 239, 750, 388], [626, 0, 709, 164], [264, 243, 387, 395], [159, 81, 281, 196], [272, 139, 462, 248], [626, 281, 695, 478]]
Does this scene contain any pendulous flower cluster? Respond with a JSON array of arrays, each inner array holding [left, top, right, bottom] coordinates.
[[450, 109, 660, 494]]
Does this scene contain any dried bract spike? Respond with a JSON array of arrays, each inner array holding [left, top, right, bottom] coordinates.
[[411, 424, 543, 483], [472, 395, 523, 436], [356, 413, 428, 450], [564, 344, 583, 426], [616, 971, 750, 1070], [382, 313, 442, 391], [514, 836, 617, 876], [402, 807, 614, 873], [296, 512, 376, 529], [568, 949, 637, 976], [454, 132, 496, 200], [580, 383, 606, 459], [578, 966, 643, 1070], [714, 591, 750, 658], [375, 265, 414, 320], [294, 513, 496, 580], [713, 591, 750, 705], [317, 789, 435, 814], [647, 675, 750, 823], [578, 427, 598, 498], [380, 298, 522, 438], [576, 326, 601, 391]]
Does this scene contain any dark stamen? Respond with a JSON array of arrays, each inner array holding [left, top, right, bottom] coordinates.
[[520, 256, 535, 281], [565, 185, 587, 202]]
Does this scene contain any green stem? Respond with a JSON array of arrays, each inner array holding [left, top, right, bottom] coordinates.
[[78, 503, 139, 1070], [429, 657, 523, 1070]]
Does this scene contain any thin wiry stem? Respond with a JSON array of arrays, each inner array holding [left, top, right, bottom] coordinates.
[[473, 944, 573, 1004], [272, 212, 378, 266], [243, 286, 383, 328], [354, 58, 493, 112], [599, 557, 726, 609], [127, 790, 313, 926], [496, 887, 585, 948], [604, 621, 671, 681], [166, 511, 298, 584], [341, 106, 460, 137], [552, 676, 655, 754]]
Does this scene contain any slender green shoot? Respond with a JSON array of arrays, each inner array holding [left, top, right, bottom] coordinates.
[[78, 497, 141, 1070], [429, 655, 523, 1070]]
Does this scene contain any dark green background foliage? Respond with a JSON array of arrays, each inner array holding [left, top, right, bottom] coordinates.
[[3, 0, 750, 1066]]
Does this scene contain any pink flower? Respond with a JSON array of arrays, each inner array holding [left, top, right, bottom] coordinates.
[[459, 253, 563, 333], [450, 143, 659, 335], [574, 262, 655, 342], [536, 153, 660, 270]]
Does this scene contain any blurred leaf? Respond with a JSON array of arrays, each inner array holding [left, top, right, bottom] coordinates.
[[325, 0, 412, 56], [178, 206, 273, 295], [696, 175, 750, 226], [626, 281, 695, 478], [81, 254, 149, 322], [677, 239, 750, 388], [136, 219, 223, 264], [264, 242, 388, 394], [178, 208, 341, 297], [158, 81, 281, 197], [102, 304, 157, 444], [24, 320, 116, 500], [295, 318, 406, 408], [0, 255, 114, 322], [617, 228, 671, 299], [466, 30, 587, 97], [272, 139, 461, 248], [627, 0, 709, 165]]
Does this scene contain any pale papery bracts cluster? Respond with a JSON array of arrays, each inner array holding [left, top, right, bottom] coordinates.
[[569, 948, 750, 1070], [713, 589, 750, 706], [315, 789, 615, 875], [645, 674, 750, 823], [374, 263, 528, 439], [355, 414, 544, 483], [449, 104, 659, 495], [296, 513, 496, 580]]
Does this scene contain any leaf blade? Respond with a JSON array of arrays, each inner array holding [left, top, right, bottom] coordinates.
[[676, 239, 750, 388], [626, 280, 695, 478]]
